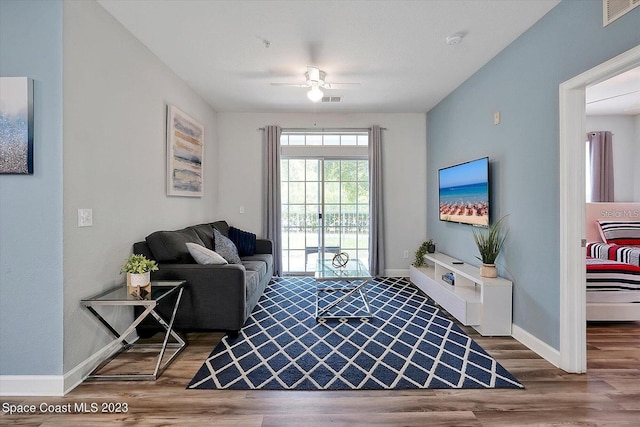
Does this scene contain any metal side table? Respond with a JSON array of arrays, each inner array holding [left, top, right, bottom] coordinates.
[[81, 280, 187, 380]]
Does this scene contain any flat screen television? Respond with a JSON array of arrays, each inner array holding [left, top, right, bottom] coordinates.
[[438, 157, 490, 227]]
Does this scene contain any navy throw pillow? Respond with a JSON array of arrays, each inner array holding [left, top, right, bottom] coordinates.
[[228, 226, 257, 256]]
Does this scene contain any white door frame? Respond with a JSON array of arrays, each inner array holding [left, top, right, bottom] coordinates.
[[559, 45, 640, 373]]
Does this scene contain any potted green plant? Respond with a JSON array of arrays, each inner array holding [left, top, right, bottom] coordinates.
[[414, 239, 436, 267], [472, 216, 508, 278], [120, 254, 158, 288]]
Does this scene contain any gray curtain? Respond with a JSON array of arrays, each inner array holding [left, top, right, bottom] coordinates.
[[587, 131, 614, 202], [263, 125, 282, 276], [368, 125, 385, 276]]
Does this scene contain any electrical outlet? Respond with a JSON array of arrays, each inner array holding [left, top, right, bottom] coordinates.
[[78, 208, 93, 227], [494, 111, 501, 125], [403, 250, 409, 259]]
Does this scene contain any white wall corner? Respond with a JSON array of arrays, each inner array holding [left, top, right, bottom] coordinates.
[[0, 375, 65, 397], [512, 324, 561, 368]]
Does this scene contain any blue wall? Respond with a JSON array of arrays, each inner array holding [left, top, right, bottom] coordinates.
[[0, 0, 64, 374], [427, 0, 640, 349]]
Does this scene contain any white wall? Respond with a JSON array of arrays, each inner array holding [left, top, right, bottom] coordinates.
[[216, 112, 427, 276], [586, 115, 639, 202], [62, 0, 218, 380]]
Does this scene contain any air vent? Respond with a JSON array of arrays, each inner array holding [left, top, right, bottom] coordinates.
[[603, 0, 639, 26], [321, 96, 342, 103]]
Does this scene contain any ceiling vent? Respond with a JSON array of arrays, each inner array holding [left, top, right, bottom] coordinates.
[[321, 96, 343, 103], [603, 0, 639, 26]]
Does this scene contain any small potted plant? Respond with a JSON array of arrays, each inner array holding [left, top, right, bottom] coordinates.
[[472, 216, 508, 278], [120, 254, 158, 288], [414, 239, 436, 267]]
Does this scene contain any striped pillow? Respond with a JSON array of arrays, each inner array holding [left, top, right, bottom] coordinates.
[[597, 220, 640, 245]]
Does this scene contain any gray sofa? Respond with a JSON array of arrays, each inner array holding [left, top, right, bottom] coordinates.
[[132, 220, 273, 337]]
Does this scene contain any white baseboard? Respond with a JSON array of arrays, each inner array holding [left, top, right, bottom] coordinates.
[[63, 340, 124, 394], [385, 269, 409, 277], [0, 341, 123, 396], [512, 324, 561, 368], [0, 375, 65, 397]]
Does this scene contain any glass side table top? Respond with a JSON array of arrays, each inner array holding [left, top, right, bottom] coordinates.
[[315, 259, 372, 281], [81, 280, 186, 306]]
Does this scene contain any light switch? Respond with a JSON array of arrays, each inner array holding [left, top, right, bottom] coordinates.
[[78, 209, 93, 227], [494, 111, 501, 125], [239, 206, 245, 214]]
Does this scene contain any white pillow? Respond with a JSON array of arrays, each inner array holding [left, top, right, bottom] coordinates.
[[186, 242, 228, 265]]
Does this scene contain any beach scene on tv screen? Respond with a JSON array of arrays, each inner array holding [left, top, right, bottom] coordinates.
[[439, 159, 489, 227]]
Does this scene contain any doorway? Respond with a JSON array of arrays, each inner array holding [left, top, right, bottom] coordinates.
[[559, 45, 640, 373]]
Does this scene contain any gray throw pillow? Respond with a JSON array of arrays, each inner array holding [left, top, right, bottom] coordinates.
[[213, 228, 242, 264]]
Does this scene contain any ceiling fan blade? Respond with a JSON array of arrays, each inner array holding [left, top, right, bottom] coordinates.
[[270, 83, 309, 87], [322, 83, 361, 89]]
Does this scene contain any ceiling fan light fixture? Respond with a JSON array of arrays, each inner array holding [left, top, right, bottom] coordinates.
[[307, 86, 324, 102]]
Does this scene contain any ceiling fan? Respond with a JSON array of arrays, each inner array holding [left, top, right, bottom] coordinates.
[[270, 66, 360, 102]]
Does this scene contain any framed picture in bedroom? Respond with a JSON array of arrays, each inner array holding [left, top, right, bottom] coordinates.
[[0, 77, 34, 174], [166, 105, 204, 197]]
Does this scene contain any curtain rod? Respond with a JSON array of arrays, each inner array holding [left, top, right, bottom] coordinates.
[[257, 127, 387, 132]]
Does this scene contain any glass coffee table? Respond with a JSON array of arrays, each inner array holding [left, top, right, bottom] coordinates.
[[81, 280, 187, 380], [315, 258, 373, 321]]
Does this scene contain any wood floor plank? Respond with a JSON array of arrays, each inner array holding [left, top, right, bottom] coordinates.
[[261, 411, 481, 427], [474, 409, 640, 426], [1, 321, 638, 426]]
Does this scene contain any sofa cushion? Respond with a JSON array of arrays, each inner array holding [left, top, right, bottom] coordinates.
[[245, 271, 260, 301], [146, 228, 204, 263], [213, 228, 242, 264], [229, 226, 257, 256], [190, 223, 215, 249], [242, 260, 267, 279], [186, 242, 228, 265], [242, 254, 273, 277], [211, 220, 230, 237]]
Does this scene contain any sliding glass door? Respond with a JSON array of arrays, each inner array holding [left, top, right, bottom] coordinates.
[[322, 159, 369, 271], [280, 132, 369, 275], [281, 158, 322, 274]]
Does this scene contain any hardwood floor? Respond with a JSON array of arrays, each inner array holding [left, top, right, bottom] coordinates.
[[1, 322, 639, 426]]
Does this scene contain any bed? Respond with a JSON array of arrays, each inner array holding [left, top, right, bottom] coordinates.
[[586, 257, 640, 321], [585, 218, 640, 321]]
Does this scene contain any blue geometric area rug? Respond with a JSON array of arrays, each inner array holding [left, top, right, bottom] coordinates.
[[188, 277, 523, 390]]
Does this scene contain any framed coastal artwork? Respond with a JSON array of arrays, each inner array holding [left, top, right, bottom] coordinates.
[[166, 105, 204, 197], [0, 77, 34, 174]]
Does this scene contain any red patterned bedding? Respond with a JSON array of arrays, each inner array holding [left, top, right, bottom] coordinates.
[[586, 242, 640, 267], [586, 257, 640, 304]]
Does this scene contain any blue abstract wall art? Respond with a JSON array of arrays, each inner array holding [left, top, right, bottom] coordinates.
[[0, 77, 34, 174]]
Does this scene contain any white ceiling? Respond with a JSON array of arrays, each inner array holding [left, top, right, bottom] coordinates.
[[586, 66, 640, 116], [97, 0, 561, 113]]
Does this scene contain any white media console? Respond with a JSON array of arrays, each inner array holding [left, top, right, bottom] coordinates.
[[409, 252, 512, 336]]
